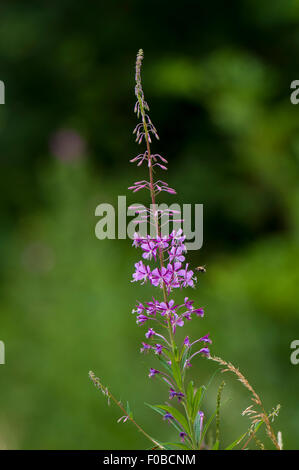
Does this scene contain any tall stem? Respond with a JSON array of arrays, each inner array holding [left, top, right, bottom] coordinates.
[[137, 91, 196, 449]]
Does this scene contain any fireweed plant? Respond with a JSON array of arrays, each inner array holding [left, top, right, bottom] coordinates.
[[89, 50, 282, 450]]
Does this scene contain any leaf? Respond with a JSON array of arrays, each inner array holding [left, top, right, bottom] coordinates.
[[155, 404, 190, 435], [199, 410, 217, 446], [186, 380, 194, 402], [170, 356, 182, 390], [159, 442, 191, 450], [173, 344, 180, 361], [126, 401, 133, 418], [194, 411, 204, 446], [254, 420, 264, 432], [225, 432, 248, 450], [145, 403, 182, 433], [181, 344, 191, 365], [186, 380, 194, 415], [192, 386, 205, 420], [158, 443, 175, 450], [157, 354, 172, 374]]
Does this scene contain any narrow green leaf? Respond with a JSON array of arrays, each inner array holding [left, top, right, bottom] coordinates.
[[157, 354, 172, 374], [173, 345, 179, 361], [145, 403, 182, 433], [158, 443, 175, 450], [199, 410, 217, 446], [155, 404, 190, 435], [225, 432, 248, 450], [186, 380, 194, 415], [192, 386, 205, 420], [187, 380, 194, 403], [194, 411, 203, 445], [160, 442, 191, 450], [181, 345, 191, 365], [170, 358, 182, 389], [125, 401, 133, 419]]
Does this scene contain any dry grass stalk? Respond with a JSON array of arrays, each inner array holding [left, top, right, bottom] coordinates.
[[209, 356, 281, 450]]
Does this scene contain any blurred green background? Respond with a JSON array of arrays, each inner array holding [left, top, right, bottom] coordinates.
[[0, 0, 298, 450]]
